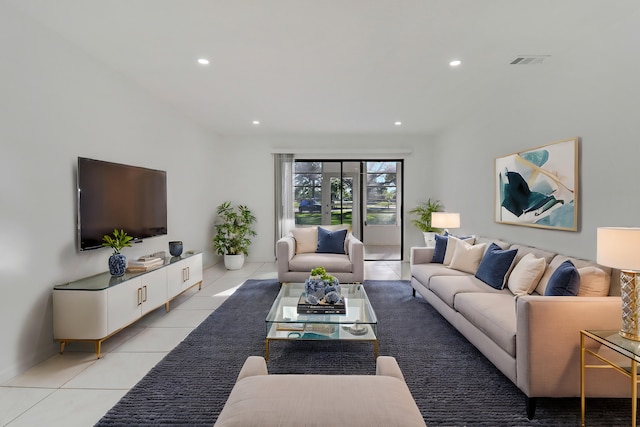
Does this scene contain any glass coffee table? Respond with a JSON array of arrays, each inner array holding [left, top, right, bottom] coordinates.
[[265, 283, 378, 360]]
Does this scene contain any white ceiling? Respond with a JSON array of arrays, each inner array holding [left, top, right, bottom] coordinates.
[[6, 0, 640, 136]]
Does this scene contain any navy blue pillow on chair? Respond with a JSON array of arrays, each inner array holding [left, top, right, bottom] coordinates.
[[545, 260, 580, 296], [316, 227, 348, 254], [475, 243, 518, 289], [432, 234, 448, 263]]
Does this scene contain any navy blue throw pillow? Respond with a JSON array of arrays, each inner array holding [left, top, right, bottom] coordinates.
[[316, 227, 347, 254], [432, 234, 448, 263], [475, 243, 518, 289], [545, 260, 580, 296]]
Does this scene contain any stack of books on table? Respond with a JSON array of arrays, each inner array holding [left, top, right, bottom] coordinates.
[[126, 257, 164, 272], [297, 295, 346, 315]]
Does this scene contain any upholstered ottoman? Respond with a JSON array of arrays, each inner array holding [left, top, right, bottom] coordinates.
[[214, 356, 426, 427]]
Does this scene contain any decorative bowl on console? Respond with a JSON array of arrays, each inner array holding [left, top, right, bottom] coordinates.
[[169, 241, 183, 257]]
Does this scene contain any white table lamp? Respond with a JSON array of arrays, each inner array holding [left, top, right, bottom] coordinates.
[[597, 227, 640, 341], [432, 212, 461, 232]]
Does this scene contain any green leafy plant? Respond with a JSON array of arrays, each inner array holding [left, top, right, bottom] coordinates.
[[309, 267, 336, 283], [409, 198, 444, 233], [310, 267, 327, 277], [213, 201, 257, 256], [101, 229, 133, 254]]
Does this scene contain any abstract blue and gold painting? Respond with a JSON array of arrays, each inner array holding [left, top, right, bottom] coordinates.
[[495, 138, 578, 231]]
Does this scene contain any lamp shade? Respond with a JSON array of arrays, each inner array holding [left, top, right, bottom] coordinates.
[[432, 212, 460, 229], [596, 227, 640, 270]]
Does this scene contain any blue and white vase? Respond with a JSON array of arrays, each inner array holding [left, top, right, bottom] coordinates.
[[109, 253, 127, 277]]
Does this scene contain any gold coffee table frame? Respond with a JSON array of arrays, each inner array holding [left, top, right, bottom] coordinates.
[[265, 283, 378, 361]]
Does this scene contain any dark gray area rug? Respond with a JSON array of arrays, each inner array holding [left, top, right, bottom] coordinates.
[[95, 279, 631, 426]]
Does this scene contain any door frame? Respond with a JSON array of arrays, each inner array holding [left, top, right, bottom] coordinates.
[[360, 160, 403, 261], [292, 158, 404, 260]]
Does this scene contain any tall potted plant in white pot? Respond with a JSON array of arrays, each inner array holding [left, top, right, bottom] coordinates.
[[409, 198, 444, 247], [213, 201, 257, 270]]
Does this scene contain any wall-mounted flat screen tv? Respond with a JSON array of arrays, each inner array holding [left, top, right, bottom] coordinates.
[[77, 157, 168, 251]]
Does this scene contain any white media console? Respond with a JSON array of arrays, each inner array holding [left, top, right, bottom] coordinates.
[[53, 252, 203, 358]]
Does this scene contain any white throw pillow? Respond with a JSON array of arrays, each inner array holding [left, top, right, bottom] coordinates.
[[291, 227, 318, 254], [443, 235, 476, 266], [449, 241, 487, 274], [577, 266, 610, 297], [507, 253, 547, 296]]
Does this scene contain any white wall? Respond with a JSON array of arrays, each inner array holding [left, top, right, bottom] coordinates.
[[0, 6, 219, 382], [213, 135, 437, 262], [431, 15, 640, 260]]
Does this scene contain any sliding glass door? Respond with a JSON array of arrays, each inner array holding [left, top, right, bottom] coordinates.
[[362, 161, 402, 260], [294, 161, 358, 233], [292, 159, 403, 260]]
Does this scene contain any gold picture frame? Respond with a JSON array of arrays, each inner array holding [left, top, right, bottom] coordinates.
[[495, 137, 578, 231]]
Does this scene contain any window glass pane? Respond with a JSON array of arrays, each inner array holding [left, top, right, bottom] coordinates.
[[294, 162, 322, 225], [366, 162, 397, 225], [293, 161, 356, 227]]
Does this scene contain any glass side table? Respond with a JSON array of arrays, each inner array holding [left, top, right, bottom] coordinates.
[[580, 330, 640, 427]]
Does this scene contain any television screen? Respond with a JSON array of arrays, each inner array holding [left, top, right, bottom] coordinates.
[[77, 157, 168, 251]]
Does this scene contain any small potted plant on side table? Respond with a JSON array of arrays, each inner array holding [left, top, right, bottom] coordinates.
[[409, 198, 444, 247], [213, 201, 257, 270], [102, 229, 133, 276]]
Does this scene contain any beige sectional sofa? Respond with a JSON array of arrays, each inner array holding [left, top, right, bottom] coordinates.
[[277, 225, 364, 283], [214, 355, 426, 427], [410, 235, 628, 418]]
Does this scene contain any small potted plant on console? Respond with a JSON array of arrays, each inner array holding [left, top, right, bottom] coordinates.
[[102, 229, 133, 276]]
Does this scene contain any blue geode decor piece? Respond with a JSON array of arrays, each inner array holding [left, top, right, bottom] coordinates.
[[324, 290, 341, 304], [108, 253, 127, 277], [304, 275, 341, 305]]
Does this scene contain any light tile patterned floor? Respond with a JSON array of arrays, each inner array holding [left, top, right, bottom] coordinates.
[[0, 261, 409, 426]]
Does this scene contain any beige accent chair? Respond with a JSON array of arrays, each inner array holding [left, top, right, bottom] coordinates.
[[276, 225, 364, 283], [214, 356, 426, 427]]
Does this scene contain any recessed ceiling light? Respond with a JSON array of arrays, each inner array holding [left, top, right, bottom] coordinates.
[[197, 58, 210, 65], [252, 120, 260, 125], [449, 60, 462, 67], [394, 121, 402, 126]]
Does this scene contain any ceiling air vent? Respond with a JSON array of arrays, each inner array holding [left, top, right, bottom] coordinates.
[[510, 55, 550, 65]]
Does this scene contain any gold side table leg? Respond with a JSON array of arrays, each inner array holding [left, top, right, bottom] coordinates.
[[265, 339, 270, 361], [373, 340, 379, 359], [580, 333, 586, 427], [632, 359, 637, 427]]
